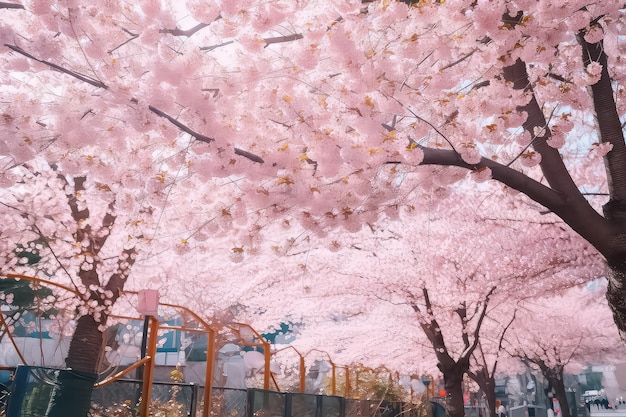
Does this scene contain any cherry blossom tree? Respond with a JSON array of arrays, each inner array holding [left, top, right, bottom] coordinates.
[[248, 199, 601, 417], [468, 312, 518, 417], [0, 166, 148, 416], [383, 226, 597, 417], [505, 284, 625, 417], [0, 1, 624, 415]]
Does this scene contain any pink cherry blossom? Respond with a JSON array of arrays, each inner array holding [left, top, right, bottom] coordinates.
[[0, 2, 625, 416]]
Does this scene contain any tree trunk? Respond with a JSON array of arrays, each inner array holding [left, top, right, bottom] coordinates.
[[542, 368, 571, 417], [605, 262, 626, 341], [442, 370, 466, 417], [552, 383, 571, 417], [484, 387, 498, 417], [437, 358, 468, 417], [46, 315, 102, 417], [471, 369, 498, 417]]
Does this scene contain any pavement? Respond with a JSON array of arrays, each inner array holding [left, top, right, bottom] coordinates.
[[589, 409, 626, 417]]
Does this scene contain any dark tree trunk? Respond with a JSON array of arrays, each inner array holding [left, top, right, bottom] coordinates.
[[7, 170, 136, 417], [411, 289, 494, 417], [64, 315, 104, 373], [605, 261, 626, 341], [484, 386, 498, 417], [419, 33, 626, 342], [46, 315, 103, 417], [552, 382, 571, 417], [46, 369, 98, 417], [471, 368, 498, 417], [542, 369, 571, 417], [439, 360, 469, 417], [442, 371, 466, 417]]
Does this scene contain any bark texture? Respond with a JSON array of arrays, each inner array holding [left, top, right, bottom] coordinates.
[[540, 366, 571, 417], [46, 316, 103, 417]]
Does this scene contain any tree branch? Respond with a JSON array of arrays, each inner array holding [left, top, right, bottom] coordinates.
[[148, 105, 214, 144], [200, 40, 235, 52], [440, 48, 477, 71], [418, 145, 612, 253], [0, 2, 23, 9], [147, 106, 264, 163], [490, 309, 517, 376], [580, 35, 626, 206], [200, 33, 303, 52], [234, 147, 264, 163], [5, 44, 108, 89], [108, 29, 138, 54], [463, 287, 495, 359], [502, 58, 580, 199], [420, 288, 450, 360], [406, 109, 458, 153], [456, 301, 471, 349], [264, 33, 304, 47], [419, 145, 563, 208], [160, 22, 211, 37], [65, 176, 90, 240], [26, 222, 81, 294], [104, 247, 136, 303]]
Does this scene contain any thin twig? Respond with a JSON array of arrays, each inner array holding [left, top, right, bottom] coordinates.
[[200, 40, 234, 52], [440, 48, 477, 71], [506, 105, 558, 167], [407, 107, 459, 153], [108, 29, 139, 54], [67, 7, 103, 87]]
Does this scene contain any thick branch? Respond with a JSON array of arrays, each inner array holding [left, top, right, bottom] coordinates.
[[0, 2, 23, 8], [160, 22, 211, 37], [419, 288, 453, 366], [456, 302, 471, 349], [418, 146, 612, 253], [148, 106, 263, 163], [104, 247, 137, 303], [66, 176, 90, 242], [200, 33, 303, 52], [264, 33, 304, 47], [419, 146, 563, 208], [92, 200, 116, 252], [580, 36, 626, 208], [234, 147, 264, 163], [5, 44, 108, 89], [148, 105, 214, 144], [502, 58, 581, 199]]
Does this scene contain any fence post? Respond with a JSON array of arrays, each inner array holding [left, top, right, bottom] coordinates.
[[138, 316, 158, 417], [189, 383, 198, 417]]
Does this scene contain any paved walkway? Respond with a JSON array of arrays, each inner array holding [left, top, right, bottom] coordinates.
[[589, 409, 626, 417]]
